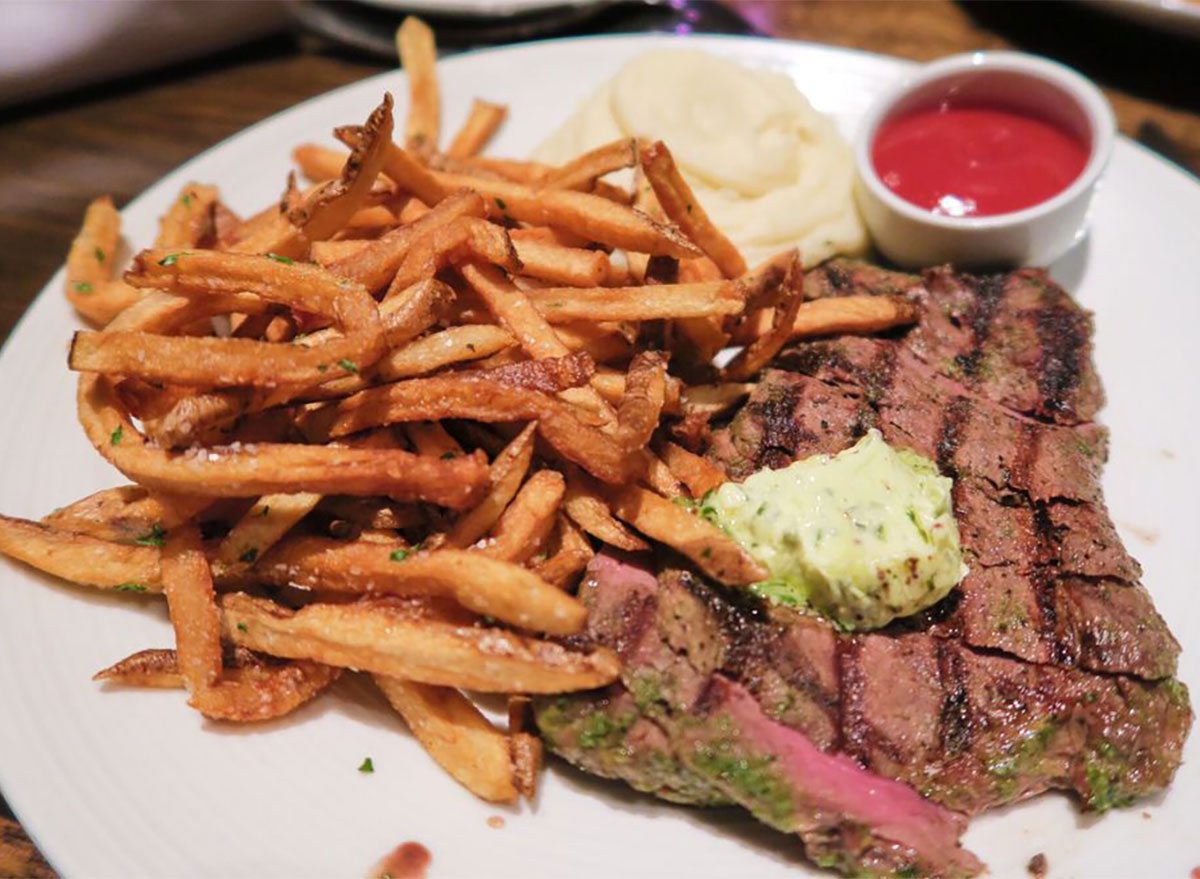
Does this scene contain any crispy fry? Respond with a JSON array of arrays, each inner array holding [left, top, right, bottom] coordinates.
[[396, 16, 440, 153], [222, 593, 619, 692], [481, 469, 564, 563], [605, 485, 767, 586], [526, 281, 742, 323], [94, 648, 185, 688], [292, 144, 347, 182], [459, 260, 571, 360], [511, 238, 608, 287], [405, 422, 464, 459], [447, 99, 507, 158], [328, 190, 484, 292], [723, 253, 804, 381], [447, 422, 536, 548], [43, 485, 208, 542], [530, 515, 593, 590], [65, 196, 123, 325], [310, 239, 370, 266], [248, 537, 583, 634], [792, 294, 918, 339], [615, 351, 667, 451], [562, 469, 649, 552], [679, 382, 754, 418], [303, 373, 631, 484], [510, 731, 543, 802], [162, 524, 222, 694], [554, 321, 634, 363], [155, 183, 219, 249], [0, 514, 161, 591], [375, 676, 519, 802], [542, 138, 637, 191], [658, 441, 727, 498], [78, 374, 489, 505], [388, 216, 521, 295], [429, 170, 700, 257], [640, 140, 746, 278], [215, 492, 321, 568]]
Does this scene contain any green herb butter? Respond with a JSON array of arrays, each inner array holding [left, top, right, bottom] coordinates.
[[707, 429, 967, 630]]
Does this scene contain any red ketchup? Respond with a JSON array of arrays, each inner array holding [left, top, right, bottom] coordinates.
[[872, 105, 1089, 217]]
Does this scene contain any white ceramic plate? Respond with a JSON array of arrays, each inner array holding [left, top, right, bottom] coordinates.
[[0, 35, 1196, 879]]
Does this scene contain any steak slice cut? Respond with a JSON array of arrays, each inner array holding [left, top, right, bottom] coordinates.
[[536, 553, 1192, 876]]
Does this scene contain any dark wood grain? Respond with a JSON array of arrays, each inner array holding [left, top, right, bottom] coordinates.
[[1, 3, 1196, 875]]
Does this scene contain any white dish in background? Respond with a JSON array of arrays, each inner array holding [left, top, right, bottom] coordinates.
[[0, 34, 1196, 879], [354, 0, 611, 18]]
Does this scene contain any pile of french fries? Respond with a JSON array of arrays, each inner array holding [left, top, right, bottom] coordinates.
[[0, 18, 917, 805]]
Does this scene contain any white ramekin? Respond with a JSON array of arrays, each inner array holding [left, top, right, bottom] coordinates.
[[854, 51, 1116, 269]]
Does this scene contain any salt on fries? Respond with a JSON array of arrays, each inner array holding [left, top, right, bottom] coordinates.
[[0, 15, 920, 805]]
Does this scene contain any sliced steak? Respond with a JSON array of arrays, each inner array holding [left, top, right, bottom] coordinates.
[[536, 553, 1192, 875]]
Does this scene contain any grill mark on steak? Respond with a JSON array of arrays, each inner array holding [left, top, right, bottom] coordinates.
[[953, 273, 1006, 381], [936, 397, 973, 477], [937, 641, 974, 758], [1036, 305, 1090, 420]]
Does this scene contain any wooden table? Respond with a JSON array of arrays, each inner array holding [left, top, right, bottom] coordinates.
[[0, 1, 1195, 873]]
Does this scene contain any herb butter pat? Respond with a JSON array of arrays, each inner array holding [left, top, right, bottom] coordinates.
[[707, 429, 966, 630]]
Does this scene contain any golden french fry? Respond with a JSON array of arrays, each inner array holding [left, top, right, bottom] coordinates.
[[65, 196, 124, 325], [374, 324, 515, 383], [562, 469, 648, 552], [723, 253, 805, 381], [222, 593, 619, 692], [481, 469, 564, 563], [396, 16, 440, 153], [78, 374, 490, 505], [459, 260, 571, 360], [512, 238, 608, 287], [526, 281, 742, 323], [554, 322, 634, 363], [679, 382, 754, 418], [658, 441, 728, 498], [605, 485, 766, 586], [317, 497, 425, 532], [155, 183, 219, 249], [310, 239, 370, 266], [387, 216, 520, 295], [0, 514, 160, 591], [215, 492, 321, 568], [511, 730, 543, 802], [447, 99, 507, 158], [640, 140, 746, 278], [405, 422, 464, 459], [792, 294, 918, 339], [94, 648, 185, 688], [429, 169, 700, 257], [248, 536, 583, 634], [374, 676, 519, 802], [162, 524, 222, 694], [530, 515, 593, 590], [292, 144, 347, 182], [542, 138, 637, 191], [615, 351, 667, 452], [447, 422, 536, 548], [328, 190, 485, 293], [639, 449, 684, 497], [43, 485, 209, 543]]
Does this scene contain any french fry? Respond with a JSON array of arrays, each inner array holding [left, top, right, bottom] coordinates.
[[379, 139, 450, 207], [248, 536, 583, 634], [375, 676, 520, 802], [155, 183, 219, 249], [605, 485, 766, 586], [429, 169, 701, 257], [447, 99, 507, 158], [405, 422, 464, 459], [387, 216, 521, 295], [162, 524, 222, 694], [65, 196, 123, 325], [542, 138, 637, 191], [327, 189, 485, 292], [723, 253, 804, 381], [94, 648, 186, 688], [396, 16, 440, 153], [447, 422, 536, 548], [525, 281, 742, 323], [554, 321, 634, 363], [640, 140, 746, 278], [215, 492, 322, 568], [292, 144, 347, 182], [310, 238, 371, 266], [481, 469, 564, 563], [78, 374, 490, 505], [511, 238, 608, 287], [615, 351, 667, 451], [530, 515, 593, 590], [793, 294, 918, 339], [0, 514, 161, 591], [221, 593, 620, 692], [43, 485, 209, 543], [658, 441, 727, 498], [679, 382, 754, 418], [510, 730, 543, 802], [459, 261, 571, 360], [639, 449, 684, 498], [562, 469, 648, 552], [317, 497, 426, 532]]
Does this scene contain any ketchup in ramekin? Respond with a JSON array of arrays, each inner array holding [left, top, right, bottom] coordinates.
[[872, 105, 1090, 218]]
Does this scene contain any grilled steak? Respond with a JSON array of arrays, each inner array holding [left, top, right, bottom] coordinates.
[[536, 262, 1191, 877]]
